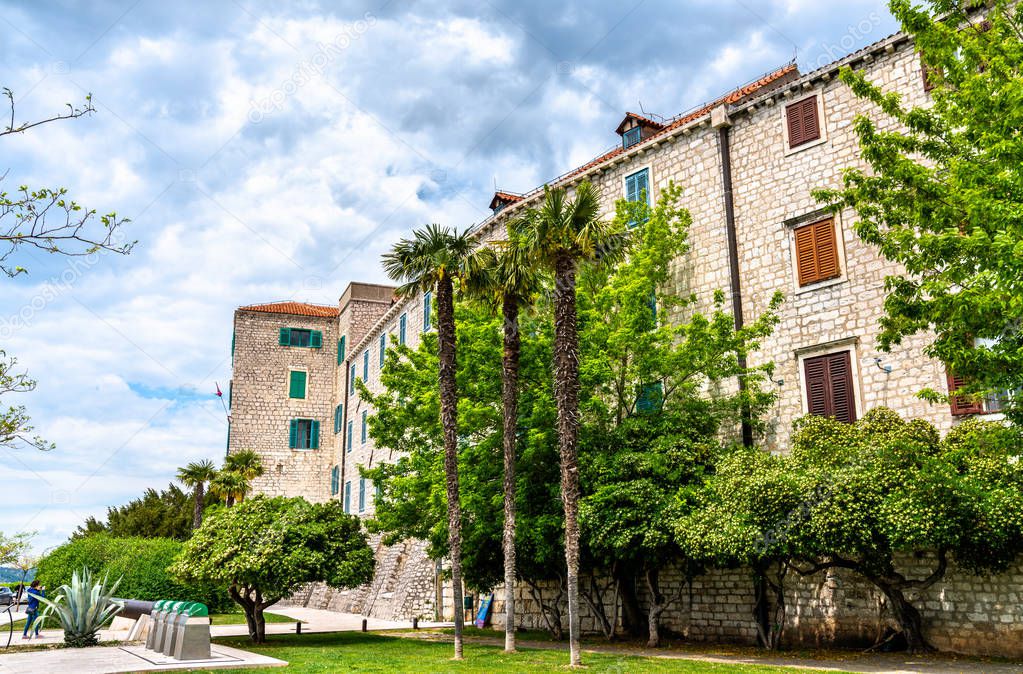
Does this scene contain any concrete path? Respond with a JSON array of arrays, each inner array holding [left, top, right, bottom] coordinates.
[[0, 643, 285, 673], [399, 631, 1023, 674], [209, 606, 452, 639]]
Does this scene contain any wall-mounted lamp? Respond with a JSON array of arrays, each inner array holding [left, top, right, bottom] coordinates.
[[774, 379, 784, 387], [875, 358, 892, 374]]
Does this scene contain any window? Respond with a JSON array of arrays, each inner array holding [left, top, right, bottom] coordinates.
[[288, 370, 307, 399], [361, 410, 368, 444], [921, 60, 941, 93], [803, 351, 856, 423], [399, 313, 407, 345], [622, 126, 642, 149], [350, 363, 358, 395], [363, 349, 369, 381], [423, 292, 432, 331], [288, 418, 320, 449], [794, 218, 840, 287], [337, 336, 346, 365], [330, 465, 339, 496], [334, 404, 343, 434], [279, 328, 322, 348], [358, 478, 366, 513], [785, 96, 821, 149], [343, 481, 351, 513], [947, 364, 1019, 416], [379, 333, 386, 366], [625, 168, 650, 205], [636, 381, 663, 414], [346, 420, 354, 452]]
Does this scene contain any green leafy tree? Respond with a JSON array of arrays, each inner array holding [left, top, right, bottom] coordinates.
[[75, 484, 194, 540], [815, 1, 1023, 418], [786, 408, 1023, 652], [171, 496, 374, 643], [0, 353, 52, 451], [517, 182, 627, 666], [177, 459, 218, 529], [577, 183, 780, 646], [382, 223, 475, 659], [210, 450, 264, 506]]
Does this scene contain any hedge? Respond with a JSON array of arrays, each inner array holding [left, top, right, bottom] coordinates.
[[35, 535, 233, 613]]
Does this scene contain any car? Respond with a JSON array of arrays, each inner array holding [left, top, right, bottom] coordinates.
[[0, 587, 13, 606]]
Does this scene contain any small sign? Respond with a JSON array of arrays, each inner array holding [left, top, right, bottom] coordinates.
[[474, 593, 494, 629]]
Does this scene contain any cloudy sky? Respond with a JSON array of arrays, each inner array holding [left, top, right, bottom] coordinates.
[[0, 0, 899, 553]]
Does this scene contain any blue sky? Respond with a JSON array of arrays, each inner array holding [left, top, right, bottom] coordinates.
[[0, 0, 899, 553]]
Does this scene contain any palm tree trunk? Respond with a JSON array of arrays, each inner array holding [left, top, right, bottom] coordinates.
[[192, 482, 205, 530], [552, 252, 582, 666], [436, 276, 465, 660], [501, 295, 520, 652]]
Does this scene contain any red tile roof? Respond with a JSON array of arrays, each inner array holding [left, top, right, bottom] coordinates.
[[615, 111, 666, 136], [239, 301, 340, 318], [489, 191, 525, 210]]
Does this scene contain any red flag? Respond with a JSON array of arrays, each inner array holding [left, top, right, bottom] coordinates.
[[215, 382, 223, 397]]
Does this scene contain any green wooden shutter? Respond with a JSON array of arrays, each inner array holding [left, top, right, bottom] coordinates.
[[288, 419, 298, 448], [347, 421, 353, 452], [311, 330, 323, 348], [636, 382, 663, 413], [279, 327, 291, 346], [361, 410, 367, 443], [338, 336, 346, 365], [358, 478, 366, 512], [344, 481, 351, 512], [310, 420, 320, 449], [423, 292, 432, 330], [289, 370, 307, 399], [379, 334, 386, 366], [399, 314, 407, 345]]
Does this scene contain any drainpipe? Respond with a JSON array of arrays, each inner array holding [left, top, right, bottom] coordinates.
[[712, 105, 754, 448]]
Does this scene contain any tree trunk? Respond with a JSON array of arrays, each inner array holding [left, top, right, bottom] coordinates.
[[501, 295, 520, 653], [615, 566, 644, 638], [874, 579, 933, 654], [229, 584, 262, 644], [436, 276, 464, 660], [192, 482, 205, 530], [644, 568, 666, 649], [552, 253, 582, 666], [752, 561, 787, 650]]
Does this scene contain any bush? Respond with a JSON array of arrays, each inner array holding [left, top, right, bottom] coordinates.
[[35, 535, 232, 613]]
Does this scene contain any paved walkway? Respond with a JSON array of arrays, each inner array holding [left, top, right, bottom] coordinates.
[[0, 643, 285, 673], [209, 606, 452, 639]]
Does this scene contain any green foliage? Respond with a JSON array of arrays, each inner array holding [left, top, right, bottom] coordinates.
[[171, 496, 374, 642], [35, 535, 232, 613], [815, 0, 1023, 419], [74, 483, 197, 541], [36, 567, 124, 648], [0, 351, 52, 451]]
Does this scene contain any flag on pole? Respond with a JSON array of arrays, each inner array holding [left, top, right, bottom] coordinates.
[[215, 382, 223, 397]]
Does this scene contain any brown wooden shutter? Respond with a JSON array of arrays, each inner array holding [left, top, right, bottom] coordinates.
[[795, 219, 840, 286], [804, 351, 857, 423], [786, 97, 820, 149], [947, 371, 984, 416], [813, 219, 840, 281]]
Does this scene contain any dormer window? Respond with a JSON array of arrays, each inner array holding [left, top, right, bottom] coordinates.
[[489, 191, 523, 214], [622, 126, 642, 149], [615, 113, 664, 150]]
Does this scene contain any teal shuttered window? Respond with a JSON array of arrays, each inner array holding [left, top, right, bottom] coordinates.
[[288, 419, 320, 449], [423, 292, 432, 331], [288, 370, 307, 399], [358, 478, 366, 512], [363, 350, 369, 381], [343, 481, 351, 513], [346, 420, 354, 452], [279, 328, 322, 348], [338, 336, 346, 365], [361, 410, 368, 443], [334, 404, 343, 433], [399, 313, 407, 345], [379, 334, 386, 366], [636, 382, 663, 414], [330, 466, 339, 496]]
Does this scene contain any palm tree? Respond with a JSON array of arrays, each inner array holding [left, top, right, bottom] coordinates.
[[176, 459, 217, 529], [209, 470, 248, 507], [224, 449, 265, 484], [382, 223, 474, 660], [463, 237, 546, 653], [518, 182, 625, 666]]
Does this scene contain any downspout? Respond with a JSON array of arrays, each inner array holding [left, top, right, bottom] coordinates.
[[712, 105, 754, 448]]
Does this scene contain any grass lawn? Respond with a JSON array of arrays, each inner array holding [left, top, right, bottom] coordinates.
[[212, 631, 833, 673], [209, 611, 302, 626]]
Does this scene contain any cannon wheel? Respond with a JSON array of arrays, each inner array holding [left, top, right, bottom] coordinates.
[[3, 606, 12, 649]]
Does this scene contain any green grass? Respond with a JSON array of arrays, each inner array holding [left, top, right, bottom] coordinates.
[[209, 611, 302, 626], [211, 631, 833, 673]]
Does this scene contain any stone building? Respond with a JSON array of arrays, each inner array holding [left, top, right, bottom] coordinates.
[[227, 22, 1023, 656]]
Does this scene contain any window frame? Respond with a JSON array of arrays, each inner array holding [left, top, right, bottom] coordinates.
[[622, 125, 642, 149], [289, 418, 320, 450], [782, 93, 827, 154], [796, 341, 862, 424], [361, 410, 368, 444], [785, 211, 848, 294], [379, 333, 386, 366], [423, 291, 432, 331], [399, 313, 407, 345], [288, 369, 308, 399], [346, 420, 354, 452]]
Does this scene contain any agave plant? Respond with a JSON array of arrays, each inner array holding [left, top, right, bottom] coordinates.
[[36, 567, 124, 647]]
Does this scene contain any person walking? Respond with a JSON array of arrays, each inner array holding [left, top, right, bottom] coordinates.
[[22, 580, 44, 639]]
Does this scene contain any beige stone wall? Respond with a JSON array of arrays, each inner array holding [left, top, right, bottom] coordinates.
[[229, 309, 337, 501]]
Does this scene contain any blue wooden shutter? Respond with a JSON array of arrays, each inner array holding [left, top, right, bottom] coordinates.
[[310, 330, 322, 348], [344, 481, 351, 512], [636, 382, 663, 413], [423, 292, 432, 330], [358, 478, 366, 512], [337, 337, 345, 365], [379, 334, 386, 366], [310, 420, 320, 449], [288, 419, 298, 448], [361, 410, 368, 443], [331, 466, 339, 495], [399, 314, 407, 344], [279, 327, 291, 346], [347, 421, 353, 452], [363, 350, 369, 381]]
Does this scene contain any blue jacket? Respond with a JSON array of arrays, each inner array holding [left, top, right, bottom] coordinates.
[[26, 588, 43, 611]]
